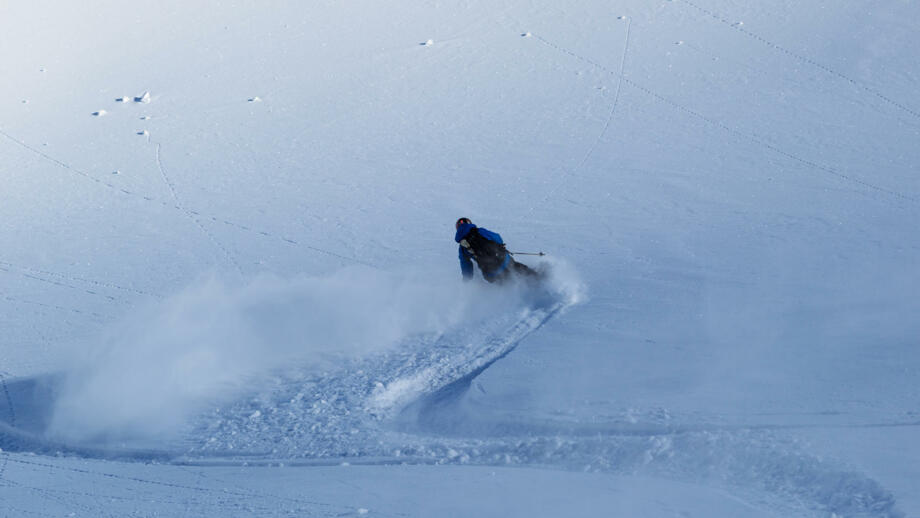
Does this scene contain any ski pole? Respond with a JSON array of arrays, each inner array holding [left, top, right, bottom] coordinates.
[[509, 251, 546, 256]]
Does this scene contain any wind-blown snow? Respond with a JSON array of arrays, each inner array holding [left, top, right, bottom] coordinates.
[[47, 268, 555, 443]]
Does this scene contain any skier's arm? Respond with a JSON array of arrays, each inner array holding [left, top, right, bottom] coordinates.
[[458, 246, 474, 280]]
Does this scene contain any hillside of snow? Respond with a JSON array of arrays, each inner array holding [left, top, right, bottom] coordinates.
[[2, 1, 918, 516]]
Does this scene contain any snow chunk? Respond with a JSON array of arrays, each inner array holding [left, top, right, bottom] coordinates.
[[369, 368, 436, 413], [137, 130, 149, 136], [618, 15, 627, 20], [249, 410, 262, 419], [116, 96, 130, 103], [357, 509, 369, 515], [92, 110, 107, 116], [248, 96, 262, 102], [140, 116, 151, 120], [134, 91, 151, 103], [421, 39, 434, 47], [521, 32, 532, 38]]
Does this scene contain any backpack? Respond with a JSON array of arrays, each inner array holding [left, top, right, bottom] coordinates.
[[461, 227, 508, 273]]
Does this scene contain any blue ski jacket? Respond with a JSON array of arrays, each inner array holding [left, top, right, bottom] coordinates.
[[455, 223, 511, 281]]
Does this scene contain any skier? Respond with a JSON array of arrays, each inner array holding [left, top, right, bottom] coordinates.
[[454, 217, 538, 283]]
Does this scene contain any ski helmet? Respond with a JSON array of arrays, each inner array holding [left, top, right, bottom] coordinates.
[[456, 217, 472, 229]]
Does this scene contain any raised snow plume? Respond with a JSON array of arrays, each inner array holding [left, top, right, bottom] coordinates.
[[47, 266, 564, 445]]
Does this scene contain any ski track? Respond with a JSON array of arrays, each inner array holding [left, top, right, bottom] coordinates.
[[0, 127, 376, 269], [526, 33, 919, 206], [674, 0, 920, 122], [0, 259, 163, 299], [153, 142, 245, 276], [528, 16, 632, 216], [0, 290, 112, 321], [0, 455, 370, 518], [0, 295, 904, 517]]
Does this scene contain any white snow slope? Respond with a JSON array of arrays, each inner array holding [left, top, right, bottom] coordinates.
[[1, 0, 918, 516]]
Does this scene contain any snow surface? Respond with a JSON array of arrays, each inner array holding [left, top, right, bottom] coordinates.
[[1, 0, 918, 516]]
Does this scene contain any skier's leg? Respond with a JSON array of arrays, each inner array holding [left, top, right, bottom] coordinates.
[[491, 267, 512, 284], [512, 260, 538, 277]]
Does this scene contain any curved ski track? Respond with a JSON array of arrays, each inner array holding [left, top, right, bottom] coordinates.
[[0, 298, 904, 517]]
